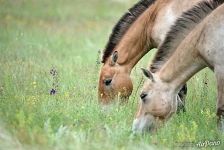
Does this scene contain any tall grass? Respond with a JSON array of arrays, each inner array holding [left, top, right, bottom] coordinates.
[[0, 0, 223, 149]]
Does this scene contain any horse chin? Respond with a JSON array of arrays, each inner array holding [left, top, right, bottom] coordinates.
[[98, 92, 130, 105], [132, 114, 156, 133], [118, 93, 131, 103]]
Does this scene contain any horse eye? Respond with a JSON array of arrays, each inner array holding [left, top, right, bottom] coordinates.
[[104, 78, 112, 86]]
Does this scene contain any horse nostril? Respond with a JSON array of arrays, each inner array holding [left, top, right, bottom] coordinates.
[[104, 79, 112, 86], [140, 92, 147, 100]]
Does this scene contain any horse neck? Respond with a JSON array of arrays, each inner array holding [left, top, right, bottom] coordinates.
[[114, 0, 203, 72], [157, 33, 206, 93], [114, 0, 169, 70]]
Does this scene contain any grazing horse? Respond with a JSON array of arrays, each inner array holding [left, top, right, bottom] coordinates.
[[133, 0, 224, 132], [98, 0, 204, 104]]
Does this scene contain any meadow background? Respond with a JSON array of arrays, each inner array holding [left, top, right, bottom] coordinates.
[[0, 0, 223, 149]]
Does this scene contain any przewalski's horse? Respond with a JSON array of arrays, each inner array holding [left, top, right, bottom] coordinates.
[[133, 0, 224, 132], [98, 0, 204, 104]]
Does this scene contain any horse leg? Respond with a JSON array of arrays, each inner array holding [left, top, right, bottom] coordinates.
[[215, 69, 224, 132], [177, 84, 187, 113]]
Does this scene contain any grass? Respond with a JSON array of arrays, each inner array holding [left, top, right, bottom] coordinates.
[[0, 0, 223, 149]]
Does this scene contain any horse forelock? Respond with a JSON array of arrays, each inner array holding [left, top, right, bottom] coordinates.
[[150, 0, 224, 73], [101, 0, 156, 63]]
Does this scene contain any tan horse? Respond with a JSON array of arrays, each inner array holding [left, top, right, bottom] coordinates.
[[98, 0, 204, 104], [133, 0, 224, 132]]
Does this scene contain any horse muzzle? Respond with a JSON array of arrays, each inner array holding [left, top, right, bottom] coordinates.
[[132, 114, 156, 133]]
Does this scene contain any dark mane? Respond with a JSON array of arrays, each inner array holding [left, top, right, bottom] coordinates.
[[101, 0, 156, 63], [150, 0, 224, 72]]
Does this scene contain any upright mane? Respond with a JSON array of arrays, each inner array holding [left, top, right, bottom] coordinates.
[[150, 0, 224, 72], [101, 0, 156, 63]]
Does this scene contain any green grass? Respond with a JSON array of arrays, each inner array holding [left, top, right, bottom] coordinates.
[[0, 0, 223, 149]]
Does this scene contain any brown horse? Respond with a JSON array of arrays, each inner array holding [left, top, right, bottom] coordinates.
[[98, 0, 204, 104], [133, 0, 224, 132]]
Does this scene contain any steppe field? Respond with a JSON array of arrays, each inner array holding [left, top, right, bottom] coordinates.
[[0, 0, 223, 149]]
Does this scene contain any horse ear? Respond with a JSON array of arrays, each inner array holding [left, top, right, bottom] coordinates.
[[111, 51, 118, 65], [141, 68, 154, 82]]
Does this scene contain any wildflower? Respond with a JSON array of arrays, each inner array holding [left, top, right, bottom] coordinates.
[[50, 68, 57, 76], [50, 88, 56, 95], [32, 81, 37, 88], [49, 67, 59, 95]]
